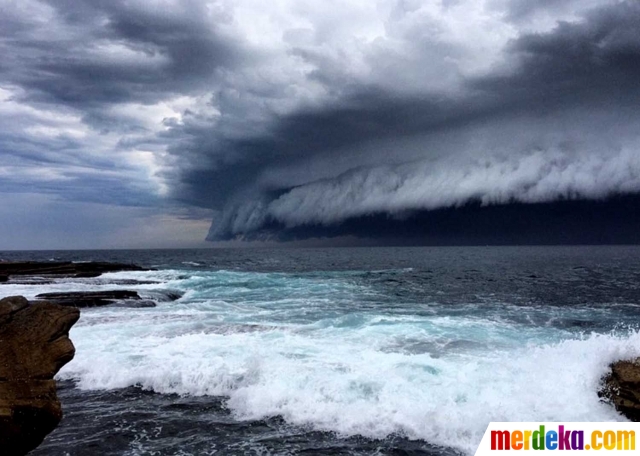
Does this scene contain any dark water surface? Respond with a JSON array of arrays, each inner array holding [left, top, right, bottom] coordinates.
[[1, 246, 639, 455]]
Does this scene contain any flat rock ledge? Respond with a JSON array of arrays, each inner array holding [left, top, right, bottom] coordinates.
[[0, 296, 80, 455], [34, 290, 154, 308], [0, 261, 151, 283], [600, 359, 640, 421]]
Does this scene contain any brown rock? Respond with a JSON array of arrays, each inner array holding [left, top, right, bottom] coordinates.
[[600, 358, 640, 421], [0, 296, 80, 455]]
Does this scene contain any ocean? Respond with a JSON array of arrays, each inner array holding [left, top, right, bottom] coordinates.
[[1, 246, 640, 455]]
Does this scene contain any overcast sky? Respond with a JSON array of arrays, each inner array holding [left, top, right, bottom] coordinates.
[[1, 0, 639, 249]]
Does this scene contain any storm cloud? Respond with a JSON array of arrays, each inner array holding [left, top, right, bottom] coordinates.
[[1, 0, 639, 246]]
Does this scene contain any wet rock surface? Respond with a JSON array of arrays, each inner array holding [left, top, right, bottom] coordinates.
[[0, 261, 151, 284], [0, 296, 80, 455], [601, 359, 640, 421], [34, 290, 143, 308]]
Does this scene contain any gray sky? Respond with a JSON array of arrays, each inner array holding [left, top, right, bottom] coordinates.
[[1, 0, 639, 248]]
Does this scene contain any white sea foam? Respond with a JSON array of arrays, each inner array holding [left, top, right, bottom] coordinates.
[[54, 269, 637, 454]]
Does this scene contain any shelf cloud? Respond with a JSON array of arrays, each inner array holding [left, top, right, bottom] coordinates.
[[2, 0, 639, 245]]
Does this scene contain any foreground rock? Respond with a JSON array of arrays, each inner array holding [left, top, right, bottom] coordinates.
[[0, 261, 150, 283], [0, 296, 80, 455], [34, 290, 153, 308], [600, 359, 640, 421]]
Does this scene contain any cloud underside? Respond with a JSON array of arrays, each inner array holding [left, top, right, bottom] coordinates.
[[2, 0, 640, 245], [222, 194, 640, 245]]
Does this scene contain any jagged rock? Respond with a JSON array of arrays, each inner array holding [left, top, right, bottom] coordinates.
[[600, 359, 640, 421], [0, 296, 80, 455], [35, 290, 142, 308], [0, 261, 151, 284]]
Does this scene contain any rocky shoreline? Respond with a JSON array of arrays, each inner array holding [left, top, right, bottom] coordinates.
[[0, 261, 151, 284], [0, 261, 173, 454], [1, 260, 639, 454], [0, 260, 183, 309]]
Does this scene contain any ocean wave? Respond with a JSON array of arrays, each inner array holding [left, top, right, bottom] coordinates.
[[5, 266, 630, 454], [59, 317, 636, 454]]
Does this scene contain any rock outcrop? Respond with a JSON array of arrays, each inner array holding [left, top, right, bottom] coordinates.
[[0, 296, 80, 455], [600, 359, 640, 421], [0, 261, 150, 283], [35, 290, 147, 308]]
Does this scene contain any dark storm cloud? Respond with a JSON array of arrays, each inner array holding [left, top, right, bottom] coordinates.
[[2, 0, 639, 245], [256, 195, 640, 245], [3, 0, 240, 107], [171, 92, 487, 207], [165, 0, 640, 240], [482, 0, 640, 108], [0, 0, 244, 211]]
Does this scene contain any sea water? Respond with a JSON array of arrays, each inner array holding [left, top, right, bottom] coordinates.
[[2, 246, 639, 455]]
